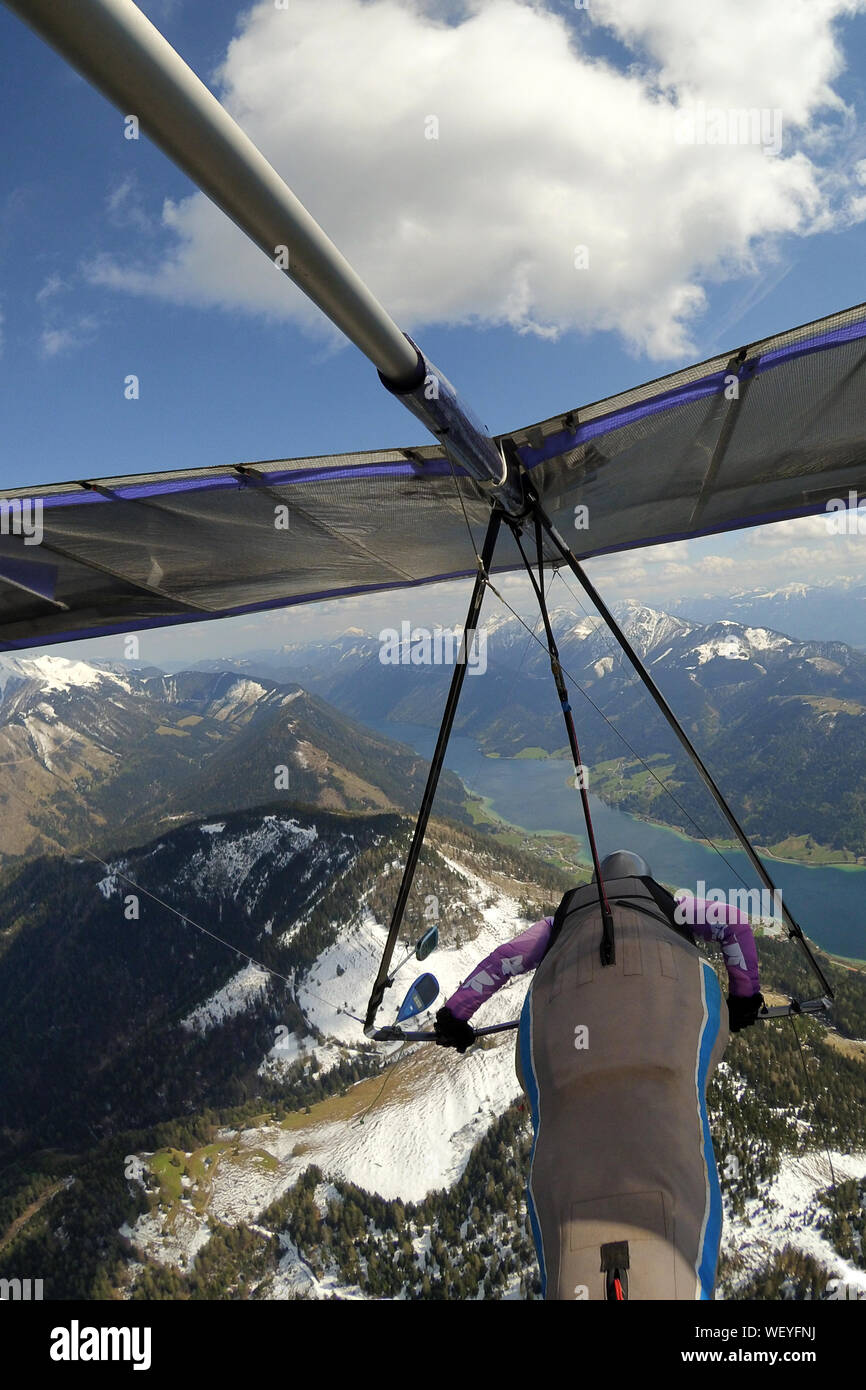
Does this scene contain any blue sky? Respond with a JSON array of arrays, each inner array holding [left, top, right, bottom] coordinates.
[[3, 0, 866, 664]]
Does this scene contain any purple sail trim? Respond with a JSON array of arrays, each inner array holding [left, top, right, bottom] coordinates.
[[517, 314, 866, 471]]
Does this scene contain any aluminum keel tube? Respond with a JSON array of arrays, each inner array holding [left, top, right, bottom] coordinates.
[[379, 340, 526, 516], [7, 0, 526, 511]]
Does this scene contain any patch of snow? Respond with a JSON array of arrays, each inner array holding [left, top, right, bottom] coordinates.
[[96, 861, 128, 898], [125, 1207, 212, 1271], [182, 961, 269, 1034], [201, 1031, 523, 1231], [692, 637, 750, 664], [568, 616, 605, 641], [206, 678, 269, 721], [182, 816, 320, 904], [744, 627, 792, 651], [722, 1147, 866, 1297]]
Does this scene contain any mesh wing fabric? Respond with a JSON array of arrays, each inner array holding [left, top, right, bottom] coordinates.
[[2, 302, 866, 648]]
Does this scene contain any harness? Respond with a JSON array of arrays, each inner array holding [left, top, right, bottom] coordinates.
[[545, 875, 695, 960]]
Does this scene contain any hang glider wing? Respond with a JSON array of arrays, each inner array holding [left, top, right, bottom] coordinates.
[[1, 299, 865, 650]]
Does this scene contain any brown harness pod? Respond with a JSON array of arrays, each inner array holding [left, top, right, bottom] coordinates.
[[515, 877, 728, 1301]]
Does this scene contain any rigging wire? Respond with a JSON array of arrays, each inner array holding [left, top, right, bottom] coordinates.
[[444, 457, 486, 571], [438, 465, 788, 992], [472, 552, 759, 899], [509, 515, 616, 962], [352, 1040, 409, 1127], [546, 567, 759, 896], [0, 722, 373, 1029], [78, 847, 367, 1027], [442, 461, 592, 873], [441, 462, 790, 917], [536, 504, 832, 997], [364, 509, 504, 1031]]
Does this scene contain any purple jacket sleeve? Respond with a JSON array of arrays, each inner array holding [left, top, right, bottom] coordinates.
[[445, 917, 554, 1022], [675, 893, 760, 997]]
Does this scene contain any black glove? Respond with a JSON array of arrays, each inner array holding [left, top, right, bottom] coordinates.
[[434, 1006, 476, 1054], [728, 992, 764, 1033]]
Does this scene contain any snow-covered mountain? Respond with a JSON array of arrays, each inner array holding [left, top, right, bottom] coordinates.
[[0, 657, 469, 864], [666, 579, 866, 651], [6, 599, 866, 864], [207, 602, 866, 858], [248, 602, 866, 726], [0, 653, 137, 697], [1, 772, 864, 1301]]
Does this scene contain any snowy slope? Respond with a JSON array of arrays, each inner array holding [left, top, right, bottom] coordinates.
[[115, 813, 866, 1300], [723, 1149, 866, 1298], [182, 962, 270, 1033], [0, 654, 133, 696], [123, 846, 537, 1268]]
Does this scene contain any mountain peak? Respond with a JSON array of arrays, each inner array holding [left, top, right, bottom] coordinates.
[[0, 653, 130, 696], [610, 600, 694, 655]]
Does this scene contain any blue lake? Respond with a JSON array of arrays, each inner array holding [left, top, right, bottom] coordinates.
[[370, 718, 866, 962]]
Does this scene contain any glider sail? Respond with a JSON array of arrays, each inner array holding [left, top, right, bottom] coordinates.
[[2, 299, 866, 648]]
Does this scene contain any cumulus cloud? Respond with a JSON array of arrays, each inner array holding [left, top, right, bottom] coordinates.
[[84, 0, 866, 359], [584, 506, 866, 605], [590, 0, 858, 120], [742, 514, 839, 547]]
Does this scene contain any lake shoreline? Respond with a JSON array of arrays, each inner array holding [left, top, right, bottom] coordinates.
[[468, 757, 866, 873], [368, 715, 866, 959]]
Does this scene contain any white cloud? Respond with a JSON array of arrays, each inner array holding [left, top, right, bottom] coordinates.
[[83, 0, 866, 360], [36, 274, 65, 304], [40, 316, 98, 359], [743, 514, 839, 547], [700, 554, 737, 574], [35, 270, 98, 359], [590, 0, 858, 119], [105, 176, 157, 235], [585, 506, 866, 604]]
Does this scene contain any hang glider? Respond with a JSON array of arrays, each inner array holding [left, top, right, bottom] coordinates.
[[1, 1, 847, 1030]]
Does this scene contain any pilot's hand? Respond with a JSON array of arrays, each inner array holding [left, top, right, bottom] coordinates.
[[728, 992, 764, 1032], [434, 1006, 476, 1054]]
